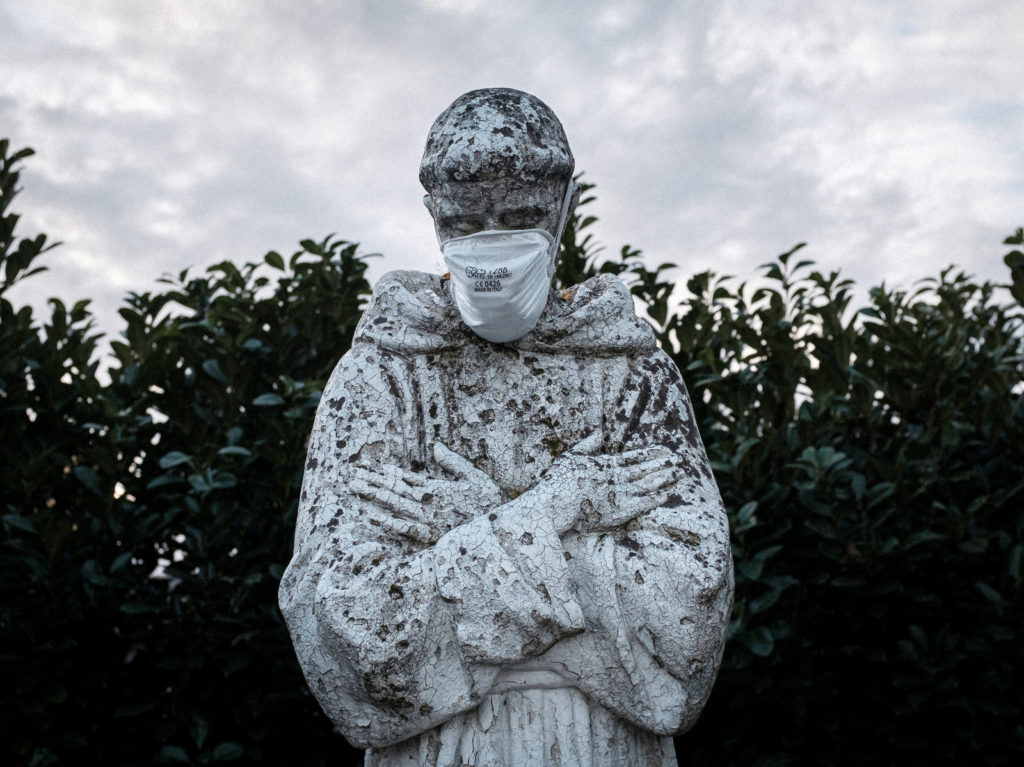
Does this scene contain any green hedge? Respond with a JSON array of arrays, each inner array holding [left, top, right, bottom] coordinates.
[[2, 143, 1022, 765]]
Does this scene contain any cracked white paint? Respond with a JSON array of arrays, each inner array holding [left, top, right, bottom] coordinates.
[[279, 87, 733, 767], [279, 272, 734, 767]]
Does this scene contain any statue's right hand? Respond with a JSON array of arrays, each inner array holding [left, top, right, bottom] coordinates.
[[347, 465, 442, 543], [348, 453, 506, 543]]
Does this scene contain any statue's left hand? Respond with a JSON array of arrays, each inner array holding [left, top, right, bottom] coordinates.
[[542, 443, 684, 532]]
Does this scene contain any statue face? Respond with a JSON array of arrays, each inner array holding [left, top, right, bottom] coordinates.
[[430, 176, 565, 244]]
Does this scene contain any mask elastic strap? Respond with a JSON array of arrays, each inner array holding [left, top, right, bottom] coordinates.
[[554, 180, 576, 246], [547, 180, 576, 277]]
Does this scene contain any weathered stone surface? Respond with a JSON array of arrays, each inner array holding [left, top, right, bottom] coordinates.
[[421, 88, 578, 245], [279, 88, 734, 767], [420, 88, 575, 190]]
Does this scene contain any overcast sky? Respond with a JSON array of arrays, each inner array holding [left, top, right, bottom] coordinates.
[[3, 0, 1023, 341]]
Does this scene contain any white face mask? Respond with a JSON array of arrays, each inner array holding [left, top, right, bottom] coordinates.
[[439, 182, 574, 344]]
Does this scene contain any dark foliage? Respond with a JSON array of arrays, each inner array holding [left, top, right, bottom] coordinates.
[[2, 142, 1022, 765], [2, 142, 369, 765], [663, 247, 1024, 766]]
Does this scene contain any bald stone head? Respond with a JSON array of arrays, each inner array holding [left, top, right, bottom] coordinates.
[[421, 88, 578, 245]]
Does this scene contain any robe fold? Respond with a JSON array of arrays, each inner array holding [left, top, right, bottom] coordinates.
[[279, 271, 733, 767]]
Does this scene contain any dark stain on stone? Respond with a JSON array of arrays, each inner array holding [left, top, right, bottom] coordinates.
[[665, 526, 702, 548], [385, 372, 402, 402], [617, 535, 641, 552], [542, 433, 567, 458]]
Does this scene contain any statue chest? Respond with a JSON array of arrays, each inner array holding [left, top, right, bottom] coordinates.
[[407, 347, 626, 495]]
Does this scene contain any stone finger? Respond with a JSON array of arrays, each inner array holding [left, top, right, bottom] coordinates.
[[349, 477, 380, 500], [617, 446, 673, 467], [434, 443, 503, 496], [434, 443, 478, 479], [630, 467, 679, 491], [352, 472, 422, 505], [370, 463, 427, 490], [356, 482, 426, 520], [622, 458, 674, 481], [376, 514, 435, 543]]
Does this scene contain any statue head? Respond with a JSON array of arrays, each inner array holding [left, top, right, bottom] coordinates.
[[420, 88, 577, 244]]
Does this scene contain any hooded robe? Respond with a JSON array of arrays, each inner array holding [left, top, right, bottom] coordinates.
[[279, 271, 733, 767]]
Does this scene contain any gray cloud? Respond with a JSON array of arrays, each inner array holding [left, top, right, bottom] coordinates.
[[3, 0, 1023, 346]]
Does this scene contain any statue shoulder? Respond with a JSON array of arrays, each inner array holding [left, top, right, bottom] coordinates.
[[353, 269, 468, 352], [373, 269, 445, 295], [520, 273, 657, 355]]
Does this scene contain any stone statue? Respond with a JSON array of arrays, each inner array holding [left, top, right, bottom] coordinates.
[[279, 88, 733, 767]]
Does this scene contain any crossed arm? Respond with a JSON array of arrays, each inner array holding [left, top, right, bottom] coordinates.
[[349, 436, 685, 544], [280, 344, 731, 746]]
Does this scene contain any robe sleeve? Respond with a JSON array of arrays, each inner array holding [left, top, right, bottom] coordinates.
[[536, 349, 734, 736], [278, 341, 584, 749]]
